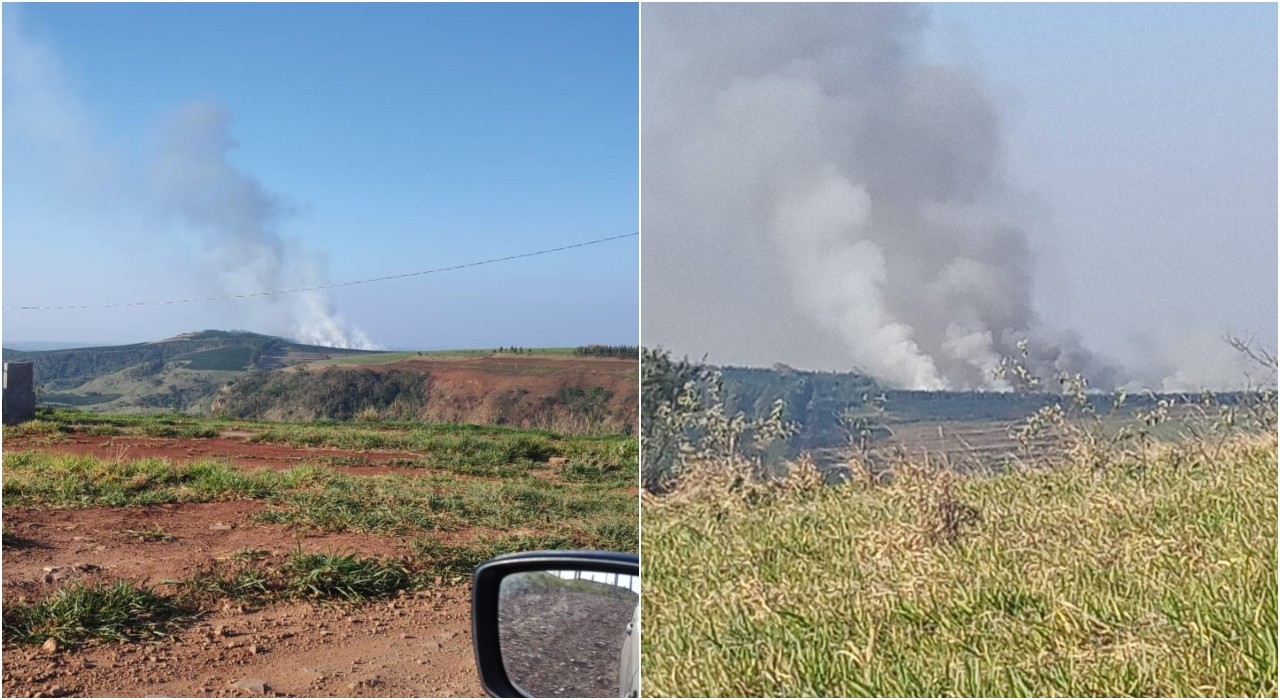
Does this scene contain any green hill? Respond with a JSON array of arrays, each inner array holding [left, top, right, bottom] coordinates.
[[2, 331, 383, 414], [2, 333, 639, 433]]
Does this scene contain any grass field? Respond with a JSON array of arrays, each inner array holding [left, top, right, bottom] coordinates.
[[7, 407, 636, 480], [2, 408, 636, 650], [642, 431, 1277, 697]]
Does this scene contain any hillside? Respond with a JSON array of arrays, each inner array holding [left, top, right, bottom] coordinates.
[[714, 364, 1257, 450], [2, 332, 639, 434], [212, 354, 639, 434], [2, 331, 380, 414]]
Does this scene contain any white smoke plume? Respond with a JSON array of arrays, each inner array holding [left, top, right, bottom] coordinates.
[[4, 11, 376, 350], [150, 103, 377, 350], [643, 4, 1120, 390]]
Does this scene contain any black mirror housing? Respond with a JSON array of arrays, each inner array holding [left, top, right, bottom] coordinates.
[[472, 550, 640, 698]]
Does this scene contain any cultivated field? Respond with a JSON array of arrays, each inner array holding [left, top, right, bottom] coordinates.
[[1, 409, 636, 697], [811, 411, 1197, 479]]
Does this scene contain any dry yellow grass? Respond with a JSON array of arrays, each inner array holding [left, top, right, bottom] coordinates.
[[643, 432, 1277, 697]]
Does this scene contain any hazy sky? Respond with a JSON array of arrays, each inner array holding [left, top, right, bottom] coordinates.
[[3, 3, 638, 350], [642, 2, 1276, 390]]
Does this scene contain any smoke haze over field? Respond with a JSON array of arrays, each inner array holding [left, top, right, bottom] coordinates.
[[642, 3, 1276, 391]]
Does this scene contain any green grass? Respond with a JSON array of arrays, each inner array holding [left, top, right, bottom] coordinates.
[[3, 451, 637, 549], [174, 346, 254, 371], [14, 408, 636, 481], [643, 433, 1277, 697], [241, 422, 635, 479], [2, 549, 420, 647], [137, 422, 220, 439], [252, 472, 633, 545], [180, 549, 413, 604], [4, 407, 637, 634], [285, 551, 413, 600], [2, 581, 192, 646], [3, 419, 65, 438], [1, 452, 321, 507], [25, 407, 239, 433], [559, 457, 637, 488]]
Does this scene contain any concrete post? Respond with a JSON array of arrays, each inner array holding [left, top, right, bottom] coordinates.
[[3, 362, 36, 425]]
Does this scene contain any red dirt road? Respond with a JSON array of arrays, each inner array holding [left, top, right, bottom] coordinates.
[[2, 588, 481, 698]]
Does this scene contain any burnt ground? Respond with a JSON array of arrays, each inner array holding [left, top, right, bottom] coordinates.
[[0, 434, 505, 698]]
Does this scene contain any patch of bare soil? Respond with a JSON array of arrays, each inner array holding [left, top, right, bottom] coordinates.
[[1, 503, 414, 595], [1, 588, 481, 698], [1, 504, 487, 697]]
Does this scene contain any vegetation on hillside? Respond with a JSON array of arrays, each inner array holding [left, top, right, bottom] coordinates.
[[2, 331, 272, 390], [3, 332, 638, 433], [213, 367, 430, 422], [643, 348, 1271, 475], [214, 365, 631, 435], [1, 331, 381, 414]]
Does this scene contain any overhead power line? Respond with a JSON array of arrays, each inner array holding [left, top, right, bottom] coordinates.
[[4, 231, 638, 312]]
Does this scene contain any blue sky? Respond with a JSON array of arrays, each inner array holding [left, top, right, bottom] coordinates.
[[3, 3, 638, 350]]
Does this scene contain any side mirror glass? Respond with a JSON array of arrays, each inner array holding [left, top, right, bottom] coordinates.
[[473, 552, 639, 698]]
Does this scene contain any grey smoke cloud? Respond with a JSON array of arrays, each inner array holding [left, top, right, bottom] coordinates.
[[151, 103, 376, 350], [643, 3, 1118, 390]]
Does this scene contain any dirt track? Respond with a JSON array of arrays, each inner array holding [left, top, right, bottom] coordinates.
[[1, 587, 481, 698]]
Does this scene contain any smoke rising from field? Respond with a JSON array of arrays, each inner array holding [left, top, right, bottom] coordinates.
[[152, 103, 377, 350], [4, 12, 376, 350], [644, 4, 1120, 390]]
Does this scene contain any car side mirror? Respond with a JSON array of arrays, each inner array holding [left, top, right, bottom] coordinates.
[[472, 551, 640, 698]]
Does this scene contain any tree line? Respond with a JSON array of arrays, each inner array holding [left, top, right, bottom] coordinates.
[[574, 345, 639, 358]]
